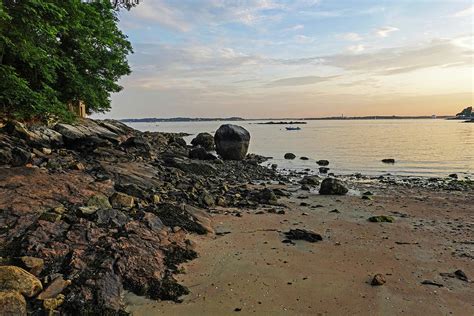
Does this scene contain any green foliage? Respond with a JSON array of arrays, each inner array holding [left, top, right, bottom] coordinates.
[[0, 0, 133, 122]]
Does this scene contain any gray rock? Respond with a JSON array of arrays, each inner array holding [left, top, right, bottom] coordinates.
[[11, 148, 31, 166], [189, 147, 217, 160], [214, 124, 250, 160], [191, 132, 215, 151], [316, 160, 329, 166], [319, 178, 348, 195]]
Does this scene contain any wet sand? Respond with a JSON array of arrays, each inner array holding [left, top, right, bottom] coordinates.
[[126, 181, 473, 315]]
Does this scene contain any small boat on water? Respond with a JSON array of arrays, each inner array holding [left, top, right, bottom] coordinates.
[[285, 127, 301, 131]]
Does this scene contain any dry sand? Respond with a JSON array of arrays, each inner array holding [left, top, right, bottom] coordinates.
[[126, 180, 473, 315]]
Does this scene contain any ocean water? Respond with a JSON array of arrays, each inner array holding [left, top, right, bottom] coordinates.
[[127, 119, 474, 178]]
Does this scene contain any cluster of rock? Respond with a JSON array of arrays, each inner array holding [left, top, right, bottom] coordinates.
[[0, 119, 284, 315]]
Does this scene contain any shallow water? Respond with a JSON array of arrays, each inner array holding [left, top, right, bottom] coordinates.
[[127, 119, 473, 178]]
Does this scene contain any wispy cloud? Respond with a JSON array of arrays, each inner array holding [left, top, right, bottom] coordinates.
[[267, 75, 336, 87], [451, 5, 474, 17], [347, 44, 365, 53], [341, 32, 363, 41], [294, 35, 316, 44], [375, 26, 399, 38]]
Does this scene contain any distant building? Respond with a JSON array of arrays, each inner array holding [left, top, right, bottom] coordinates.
[[68, 101, 87, 118]]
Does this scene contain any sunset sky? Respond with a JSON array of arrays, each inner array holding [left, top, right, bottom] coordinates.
[[103, 0, 473, 119]]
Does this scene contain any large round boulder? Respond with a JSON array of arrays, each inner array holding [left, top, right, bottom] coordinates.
[[319, 178, 348, 195], [214, 125, 250, 160], [191, 133, 215, 151]]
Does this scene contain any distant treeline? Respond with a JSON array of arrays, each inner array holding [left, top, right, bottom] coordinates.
[[121, 117, 245, 123], [121, 116, 453, 123]]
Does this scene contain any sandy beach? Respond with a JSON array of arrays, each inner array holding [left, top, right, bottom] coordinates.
[[127, 179, 473, 315]]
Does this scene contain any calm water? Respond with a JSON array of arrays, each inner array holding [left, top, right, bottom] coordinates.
[[127, 119, 474, 178]]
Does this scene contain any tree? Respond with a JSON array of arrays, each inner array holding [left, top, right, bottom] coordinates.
[[0, 0, 133, 122]]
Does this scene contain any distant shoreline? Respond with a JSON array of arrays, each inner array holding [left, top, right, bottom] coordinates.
[[121, 115, 456, 123]]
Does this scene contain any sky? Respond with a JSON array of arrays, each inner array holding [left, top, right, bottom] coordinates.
[[101, 0, 474, 119]]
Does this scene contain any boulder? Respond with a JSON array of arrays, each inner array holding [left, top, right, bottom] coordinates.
[[0, 291, 27, 316], [214, 124, 250, 160], [191, 132, 215, 151], [110, 192, 135, 210], [0, 266, 43, 297], [319, 178, 348, 195], [316, 160, 329, 166], [284, 153, 296, 160]]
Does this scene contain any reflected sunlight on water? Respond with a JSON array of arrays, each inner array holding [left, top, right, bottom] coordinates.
[[128, 119, 473, 178]]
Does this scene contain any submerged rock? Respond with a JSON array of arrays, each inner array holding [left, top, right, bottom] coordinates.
[[319, 178, 348, 195], [214, 125, 250, 160]]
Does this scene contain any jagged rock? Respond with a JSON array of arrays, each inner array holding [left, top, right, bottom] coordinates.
[[371, 274, 386, 286], [0, 291, 27, 316], [0, 266, 43, 298], [0, 148, 12, 165], [214, 124, 250, 160], [166, 157, 217, 176], [110, 192, 134, 210], [120, 136, 151, 154], [319, 178, 348, 195], [368, 215, 394, 223], [87, 193, 112, 210], [96, 209, 129, 227], [11, 148, 31, 166], [284, 153, 296, 160], [37, 276, 71, 300], [191, 132, 215, 151], [43, 294, 65, 311], [284, 229, 322, 242], [189, 147, 217, 160]]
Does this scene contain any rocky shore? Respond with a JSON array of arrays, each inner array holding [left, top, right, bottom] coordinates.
[[0, 118, 472, 315]]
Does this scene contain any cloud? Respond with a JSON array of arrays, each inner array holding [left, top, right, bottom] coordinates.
[[375, 26, 399, 38], [324, 39, 473, 75], [294, 35, 316, 44], [286, 24, 304, 31], [126, 0, 285, 31], [451, 5, 474, 17], [267, 75, 337, 87], [347, 44, 365, 53], [340, 32, 363, 41]]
